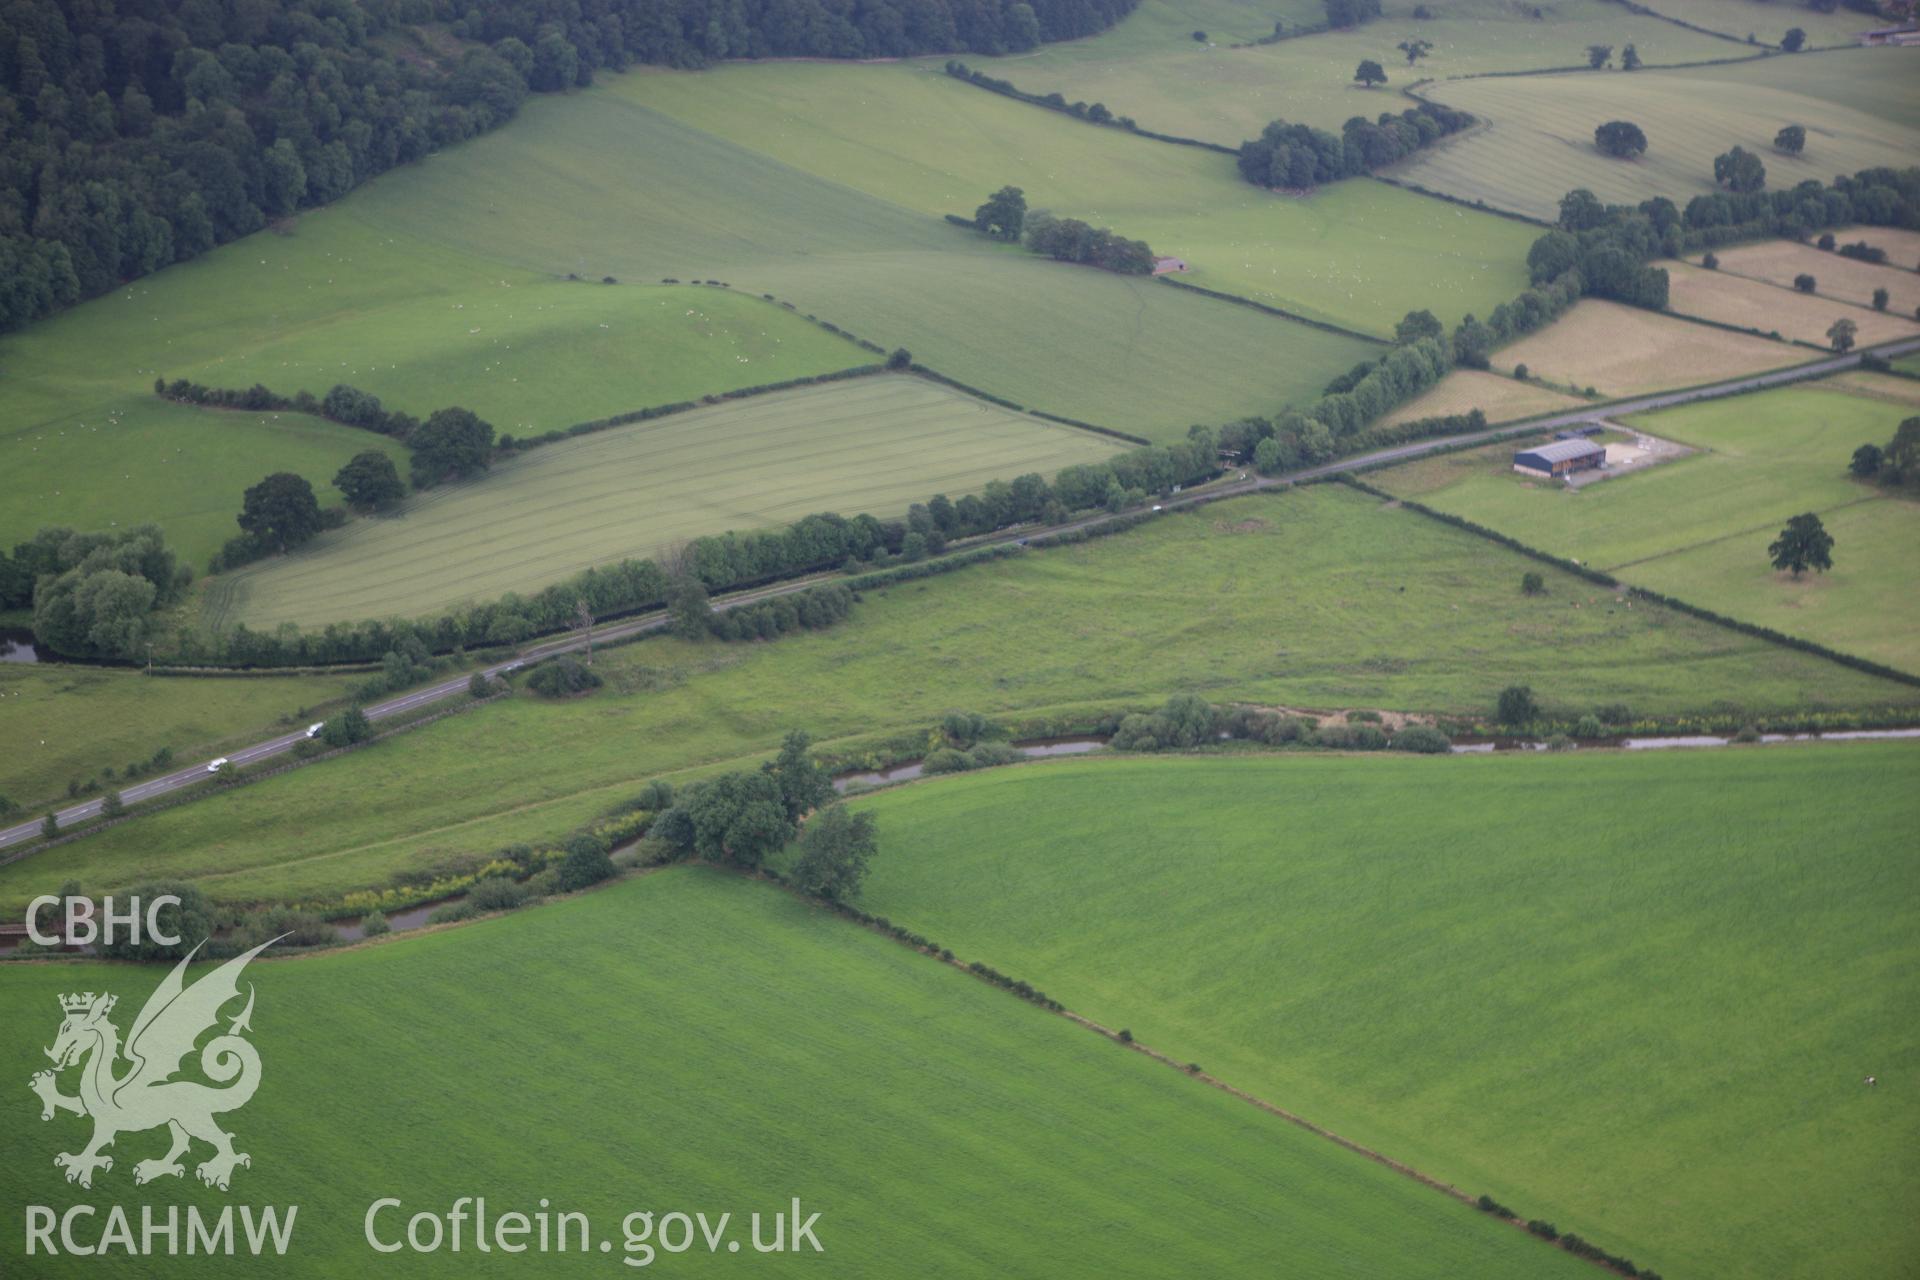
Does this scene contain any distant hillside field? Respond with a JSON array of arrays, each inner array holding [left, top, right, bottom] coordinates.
[[0, 868, 1590, 1278], [949, 0, 1741, 147], [846, 745, 1920, 1280], [1374, 377, 1920, 670], [202, 376, 1119, 629], [13, 487, 1914, 911], [621, 62, 1537, 336], [1664, 259, 1920, 348], [1402, 47, 1920, 219]]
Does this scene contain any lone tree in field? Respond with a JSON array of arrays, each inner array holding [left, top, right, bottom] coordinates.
[[1621, 43, 1641, 70], [1397, 39, 1432, 66], [408, 406, 494, 488], [1827, 317, 1857, 352], [1713, 145, 1766, 193], [1594, 121, 1647, 158], [1395, 309, 1444, 344], [791, 804, 877, 902], [1850, 443, 1883, 478], [1354, 58, 1387, 88], [1520, 571, 1546, 596], [1496, 685, 1538, 727], [1774, 124, 1806, 155], [973, 186, 1026, 242], [1794, 272, 1817, 293], [1768, 513, 1833, 577], [1781, 27, 1805, 53], [1872, 287, 1889, 312], [1879, 417, 1920, 485], [238, 472, 322, 551], [333, 450, 405, 511], [1586, 44, 1612, 68]]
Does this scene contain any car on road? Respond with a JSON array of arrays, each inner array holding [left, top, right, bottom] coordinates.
[[207, 758, 229, 773], [1151, 504, 1163, 512], [306, 722, 325, 738]]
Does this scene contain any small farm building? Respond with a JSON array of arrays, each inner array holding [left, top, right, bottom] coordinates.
[[1514, 439, 1605, 478]]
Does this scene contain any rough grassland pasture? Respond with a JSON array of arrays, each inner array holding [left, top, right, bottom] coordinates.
[[621, 63, 1537, 336], [343, 89, 1378, 437], [846, 747, 1920, 1280], [1374, 379, 1920, 669], [10, 488, 1911, 910], [203, 376, 1118, 629], [1664, 259, 1920, 348], [0, 869, 1586, 1279], [1377, 368, 1583, 426], [1486, 299, 1807, 395], [1402, 48, 1920, 219], [0, 398, 410, 573], [0, 663, 367, 815], [1710, 240, 1920, 319], [958, 0, 1739, 147]]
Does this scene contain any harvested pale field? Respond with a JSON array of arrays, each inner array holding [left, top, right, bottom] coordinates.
[[1711, 240, 1920, 318], [1827, 370, 1920, 409], [201, 375, 1119, 629], [1662, 261, 1920, 348], [1378, 369, 1584, 427], [1488, 299, 1806, 396]]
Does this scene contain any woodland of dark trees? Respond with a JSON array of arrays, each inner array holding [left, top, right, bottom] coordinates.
[[0, 0, 1138, 332]]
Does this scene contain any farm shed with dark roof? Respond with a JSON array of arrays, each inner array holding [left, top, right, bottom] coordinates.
[[1514, 438, 1605, 478]]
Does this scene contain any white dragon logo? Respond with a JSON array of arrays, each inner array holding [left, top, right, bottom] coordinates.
[[29, 937, 279, 1191]]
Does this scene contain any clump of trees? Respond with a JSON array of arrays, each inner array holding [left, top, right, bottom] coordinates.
[[525, 655, 603, 697], [1324, 0, 1381, 27], [22, 524, 190, 659], [1848, 416, 1920, 487], [1713, 145, 1767, 194], [1023, 211, 1155, 273], [1593, 120, 1647, 159], [1775, 124, 1806, 155], [409, 407, 496, 488], [652, 731, 838, 875], [706, 582, 856, 642], [973, 185, 1027, 241], [1237, 102, 1474, 189], [334, 452, 407, 511]]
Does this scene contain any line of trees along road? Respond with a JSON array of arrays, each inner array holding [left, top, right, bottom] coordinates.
[[0, 0, 1140, 334]]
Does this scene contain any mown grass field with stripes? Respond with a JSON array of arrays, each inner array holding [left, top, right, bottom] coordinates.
[[1403, 47, 1920, 219], [20, 487, 1916, 912], [843, 746, 1920, 1280], [202, 376, 1119, 629], [1373, 377, 1920, 669], [0, 867, 1589, 1279]]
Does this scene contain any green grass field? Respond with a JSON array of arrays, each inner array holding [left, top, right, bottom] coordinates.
[[7, 486, 1910, 910], [621, 62, 1537, 335], [843, 746, 1920, 1279], [0, 664, 368, 816], [0, 398, 410, 572], [955, 0, 1742, 147], [340, 85, 1379, 435], [1372, 378, 1920, 669], [0, 221, 859, 570], [1401, 46, 1920, 219], [200, 376, 1119, 629], [0, 868, 1587, 1278]]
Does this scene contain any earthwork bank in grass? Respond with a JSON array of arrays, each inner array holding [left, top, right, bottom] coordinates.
[[0, 868, 1592, 1279], [13, 487, 1914, 911], [201, 375, 1120, 630], [846, 745, 1920, 1280]]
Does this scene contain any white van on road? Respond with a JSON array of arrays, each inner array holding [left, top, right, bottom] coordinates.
[[207, 758, 229, 773], [307, 723, 325, 738]]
